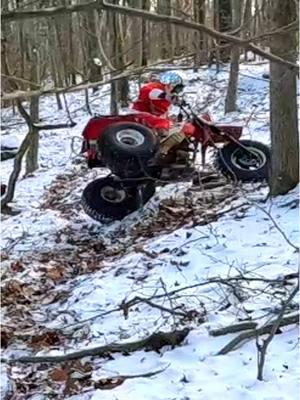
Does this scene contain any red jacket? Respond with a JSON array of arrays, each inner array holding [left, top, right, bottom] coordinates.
[[132, 82, 171, 117]]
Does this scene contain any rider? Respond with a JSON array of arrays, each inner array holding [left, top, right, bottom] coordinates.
[[132, 71, 186, 155], [132, 71, 185, 120]]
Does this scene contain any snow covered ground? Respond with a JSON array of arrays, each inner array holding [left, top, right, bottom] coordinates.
[[1, 62, 299, 399]]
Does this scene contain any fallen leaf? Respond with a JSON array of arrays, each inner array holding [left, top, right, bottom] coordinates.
[[50, 368, 69, 382], [94, 377, 124, 390], [1, 279, 33, 306], [40, 290, 69, 305], [0, 251, 9, 261], [30, 329, 63, 349], [1, 326, 13, 348], [63, 378, 80, 396], [46, 265, 66, 282], [10, 260, 24, 272]]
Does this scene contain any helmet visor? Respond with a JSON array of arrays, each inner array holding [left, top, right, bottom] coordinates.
[[171, 83, 184, 94]]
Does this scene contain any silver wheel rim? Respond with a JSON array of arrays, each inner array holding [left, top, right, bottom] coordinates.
[[100, 185, 126, 204], [231, 147, 267, 171], [116, 129, 145, 147]]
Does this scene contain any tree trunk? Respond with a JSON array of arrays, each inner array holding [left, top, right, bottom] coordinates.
[[218, 0, 232, 62], [85, 10, 102, 93], [109, 2, 129, 111], [242, 0, 252, 61], [193, 0, 205, 70], [140, 0, 150, 66], [158, 0, 173, 59], [48, 19, 63, 110], [26, 39, 40, 174], [214, 0, 221, 72], [269, 0, 299, 195], [25, 95, 39, 174], [224, 0, 242, 113]]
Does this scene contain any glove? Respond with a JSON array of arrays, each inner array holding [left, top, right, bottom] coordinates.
[[170, 95, 180, 105], [177, 112, 183, 122]]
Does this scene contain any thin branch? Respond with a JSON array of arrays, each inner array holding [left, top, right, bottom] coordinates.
[[32, 122, 76, 130], [1, 53, 195, 101], [1, 73, 41, 88], [61, 273, 298, 330]]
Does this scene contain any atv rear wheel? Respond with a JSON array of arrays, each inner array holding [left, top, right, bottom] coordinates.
[[82, 176, 155, 223], [215, 140, 270, 181], [101, 122, 158, 160]]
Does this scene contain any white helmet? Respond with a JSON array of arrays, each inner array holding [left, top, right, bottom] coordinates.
[[159, 71, 185, 92]]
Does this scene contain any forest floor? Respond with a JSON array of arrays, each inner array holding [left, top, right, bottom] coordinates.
[[1, 62, 299, 400]]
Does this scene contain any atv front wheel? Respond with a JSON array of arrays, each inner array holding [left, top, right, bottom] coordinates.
[[82, 176, 155, 223], [215, 140, 270, 182]]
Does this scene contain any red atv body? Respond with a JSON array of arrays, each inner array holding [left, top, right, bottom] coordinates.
[[81, 105, 270, 223], [82, 111, 243, 167]]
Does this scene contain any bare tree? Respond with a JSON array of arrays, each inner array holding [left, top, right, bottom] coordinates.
[[269, 0, 299, 195]]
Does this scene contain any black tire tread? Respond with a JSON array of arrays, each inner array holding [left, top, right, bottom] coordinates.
[[214, 140, 270, 182], [81, 177, 156, 223], [100, 122, 158, 159]]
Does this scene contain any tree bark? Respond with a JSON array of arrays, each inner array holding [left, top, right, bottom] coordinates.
[[269, 0, 299, 195]]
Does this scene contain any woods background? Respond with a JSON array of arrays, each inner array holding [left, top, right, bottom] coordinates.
[[1, 0, 299, 197]]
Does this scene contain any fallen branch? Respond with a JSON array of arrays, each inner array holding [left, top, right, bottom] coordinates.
[[217, 312, 299, 355], [5, 328, 190, 364]]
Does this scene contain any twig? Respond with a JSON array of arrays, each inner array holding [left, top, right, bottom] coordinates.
[[61, 273, 298, 330], [124, 296, 187, 318], [250, 201, 299, 252], [2, 230, 28, 254], [174, 203, 249, 251], [32, 122, 76, 130], [98, 364, 170, 382]]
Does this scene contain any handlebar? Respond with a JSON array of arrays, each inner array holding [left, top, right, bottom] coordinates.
[[178, 99, 222, 135]]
